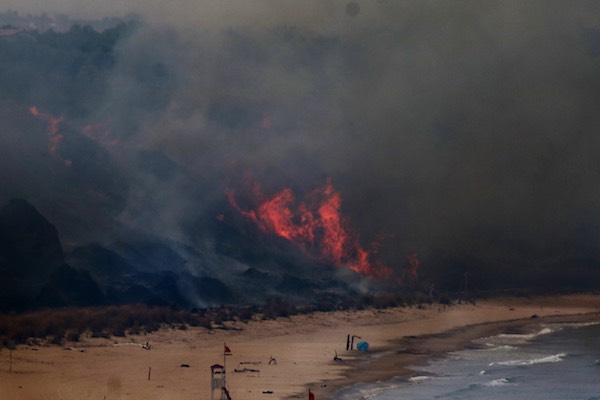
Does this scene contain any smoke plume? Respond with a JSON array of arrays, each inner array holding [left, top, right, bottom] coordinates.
[[4, 0, 600, 289]]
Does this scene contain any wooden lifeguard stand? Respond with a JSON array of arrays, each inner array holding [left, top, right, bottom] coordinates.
[[210, 364, 226, 400]]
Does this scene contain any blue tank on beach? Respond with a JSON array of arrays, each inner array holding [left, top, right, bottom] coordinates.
[[356, 340, 369, 351]]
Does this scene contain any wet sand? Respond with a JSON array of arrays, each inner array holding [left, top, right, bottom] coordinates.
[[0, 294, 598, 400]]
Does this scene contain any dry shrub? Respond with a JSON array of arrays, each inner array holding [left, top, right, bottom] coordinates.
[[0, 305, 211, 344], [0, 291, 454, 345], [66, 331, 80, 342]]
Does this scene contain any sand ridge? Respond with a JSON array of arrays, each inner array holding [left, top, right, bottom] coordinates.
[[1, 294, 599, 400]]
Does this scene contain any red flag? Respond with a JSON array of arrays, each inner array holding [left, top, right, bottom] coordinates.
[[224, 345, 232, 355], [309, 389, 315, 400]]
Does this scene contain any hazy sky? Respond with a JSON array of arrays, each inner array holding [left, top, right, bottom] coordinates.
[[2, 0, 370, 29]]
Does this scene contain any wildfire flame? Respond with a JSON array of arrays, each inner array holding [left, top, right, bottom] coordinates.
[[29, 106, 72, 167], [226, 178, 392, 278]]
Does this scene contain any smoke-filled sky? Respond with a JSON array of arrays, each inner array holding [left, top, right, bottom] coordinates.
[[4, 0, 600, 275], [3, 0, 376, 28]]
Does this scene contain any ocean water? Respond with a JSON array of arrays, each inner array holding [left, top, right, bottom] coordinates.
[[334, 321, 600, 400]]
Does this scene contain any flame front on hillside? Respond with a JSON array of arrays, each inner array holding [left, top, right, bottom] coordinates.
[[226, 178, 393, 279]]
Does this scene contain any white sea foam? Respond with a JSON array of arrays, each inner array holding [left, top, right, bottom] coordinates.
[[408, 375, 431, 383], [334, 378, 410, 400], [536, 327, 554, 335], [489, 352, 566, 366], [483, 378, 515, 387], [499, 327, 554, 340], [335, 384, 390, 400], [481, 326, 558, 346], [484, 344, 517, 351], [551, 321, 600, 330]]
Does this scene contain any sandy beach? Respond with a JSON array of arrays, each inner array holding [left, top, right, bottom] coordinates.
[[1, 294, 599, 400]]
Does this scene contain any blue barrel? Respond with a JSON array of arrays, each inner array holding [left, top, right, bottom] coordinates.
[[356, 340, 369, 351]]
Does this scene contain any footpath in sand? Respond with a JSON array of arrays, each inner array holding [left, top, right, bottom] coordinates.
[[0, 294, 599, 400]]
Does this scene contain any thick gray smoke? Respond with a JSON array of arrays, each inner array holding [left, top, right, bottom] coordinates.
[[5, 1, 600, 283], [99, 2, 600, 254]]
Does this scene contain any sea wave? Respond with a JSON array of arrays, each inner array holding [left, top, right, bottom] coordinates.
[[479, 326, 557, 346], [483, 378, 516, 387], [484, 344, 517, 351], [408, 375, 431, 383], [333, 379, 407, 400], [497, 327, 554, 340], [489, 352, 566, 366], [551, 321, 600, 330]]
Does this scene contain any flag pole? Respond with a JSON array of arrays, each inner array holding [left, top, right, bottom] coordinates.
[[222, 343, 232, 400]]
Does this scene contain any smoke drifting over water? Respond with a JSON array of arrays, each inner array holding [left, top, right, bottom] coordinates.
[[4, 1, 600, 289]]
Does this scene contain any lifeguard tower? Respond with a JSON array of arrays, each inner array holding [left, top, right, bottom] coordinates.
[[210, 364, 232, 400]]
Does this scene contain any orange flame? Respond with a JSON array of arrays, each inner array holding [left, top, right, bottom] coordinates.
[[29, 105, 72, 167], [227, 179, 392, 278]]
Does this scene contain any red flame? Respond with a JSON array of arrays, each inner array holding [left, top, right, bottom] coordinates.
[[227, 179, 392, 278], [29, 106, 72, 167]]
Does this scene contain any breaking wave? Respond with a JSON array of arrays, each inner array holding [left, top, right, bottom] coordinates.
[[408, 375, 432, 383], [489, 352, 567, 367], [483, 378, 516, 387]]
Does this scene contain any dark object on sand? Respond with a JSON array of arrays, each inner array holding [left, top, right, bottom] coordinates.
[[234, 367, 260, 374], [333, 350, 342, 361]]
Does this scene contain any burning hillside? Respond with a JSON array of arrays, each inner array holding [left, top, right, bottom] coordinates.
[[226, 179, 393, 279], [3, 2, 600, 312]]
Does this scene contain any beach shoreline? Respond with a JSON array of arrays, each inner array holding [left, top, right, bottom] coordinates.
[[319, 308, 600, 400], [1, 294, 599, 400]]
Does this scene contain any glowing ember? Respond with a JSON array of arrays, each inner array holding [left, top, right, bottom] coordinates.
[[47, 129, 64, 155], [227, 179, 392, 278], [29, 105, 72, 167]]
